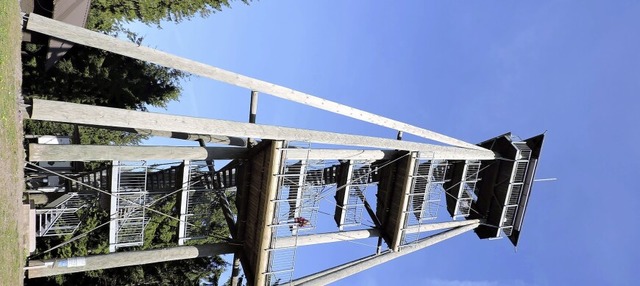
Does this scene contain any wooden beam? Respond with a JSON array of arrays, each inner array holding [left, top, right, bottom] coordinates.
[[25, 13, 486, 151], [402, 219, 481, 235], [254, 141, 284, 286], [29, 99, 496, 160], [263, 149, 400, 160], [292, 223, 480, 286], [28, 243, 238, 278], [28, 143, 408, 162], [28, 144, 248, 161], [276, 229, 380, 248], [390, 152, 417, 251]]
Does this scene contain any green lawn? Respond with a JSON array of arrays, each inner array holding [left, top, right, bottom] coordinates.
[[0, 1, 25, 285]]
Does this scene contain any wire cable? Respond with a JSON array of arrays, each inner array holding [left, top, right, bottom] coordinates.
[[27, 162, 196, 227]]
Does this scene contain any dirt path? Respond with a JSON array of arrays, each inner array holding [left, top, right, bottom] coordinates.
[[0, 1, 26, 285]]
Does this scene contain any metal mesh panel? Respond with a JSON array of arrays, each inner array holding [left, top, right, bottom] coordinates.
[[514, 142, 532, 160], [114, 192, 149, 245], [335, 161, 375, 229], [513, 161, 529, 183], [502, 205, 518, 236], [453, 160, 481, 219], [342, 186, 365, 226], [184, 190, 218, 240], [409, 160, 447, 222], [498, 152, 531, 237], [110, 163, 151, 251], [401, 156, 448, 246], [508, 184, 523, 205], [266, 144, 333, 285]]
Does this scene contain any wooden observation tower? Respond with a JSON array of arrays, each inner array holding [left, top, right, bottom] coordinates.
[[22, 13, 545, 286]]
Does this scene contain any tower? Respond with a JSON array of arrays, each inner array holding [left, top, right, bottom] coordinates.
[[23, 13, 545, 286]]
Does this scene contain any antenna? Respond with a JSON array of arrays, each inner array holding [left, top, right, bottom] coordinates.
[[534, 178, 557, 182]]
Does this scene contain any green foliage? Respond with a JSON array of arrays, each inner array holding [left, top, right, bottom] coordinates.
[[22, 35, 184, 146], [22, 43, 183, 111], [87, 0, 251, 32]]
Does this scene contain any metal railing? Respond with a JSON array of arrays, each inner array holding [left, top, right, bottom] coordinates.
[[266, 144, 329, 285], [401, 155, 448, 246], [35, 192, 85, 237], [453, 160, 481, 219], [497, 141, 533, 237], [183, 189, 218, 241], [109, 163, 151, 252], [335, 161, 375, 229]]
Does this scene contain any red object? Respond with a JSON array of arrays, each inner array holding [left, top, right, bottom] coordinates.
[[294, 217, 310, 227]]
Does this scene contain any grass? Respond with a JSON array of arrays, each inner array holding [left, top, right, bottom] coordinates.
[[0, 0, 25, 285]]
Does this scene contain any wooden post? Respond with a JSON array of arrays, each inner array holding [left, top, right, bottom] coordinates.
[[29, 99, 496, 160], [25, 13, 487, 151], [249, 90, 258, 124], [28, 243, 238, 278]]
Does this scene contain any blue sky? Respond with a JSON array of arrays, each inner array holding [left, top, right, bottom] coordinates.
[[129, 1, 640, 285]]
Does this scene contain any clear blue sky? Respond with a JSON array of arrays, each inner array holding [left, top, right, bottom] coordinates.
[[130, 1, 640, 285]]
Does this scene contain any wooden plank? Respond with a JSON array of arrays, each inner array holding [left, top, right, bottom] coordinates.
[[28, 144, 248, 161], [26, 13, 486, 150], [238, 141, 271, 285], [30, 99, 496, 160], [254, 141, 283, 286], [390, 152, 417, 251], [276, 229, 380, 248]]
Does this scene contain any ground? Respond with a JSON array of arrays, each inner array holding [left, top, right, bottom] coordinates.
[[0, 1, 26, 285]]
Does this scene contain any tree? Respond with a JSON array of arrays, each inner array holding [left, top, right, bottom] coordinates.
[[87, 0, 251, 33], [22, 42, 184, 111], [22, 32, 185, 146]]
